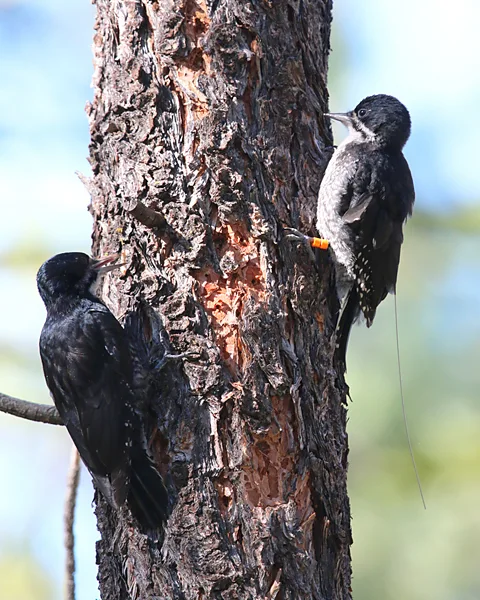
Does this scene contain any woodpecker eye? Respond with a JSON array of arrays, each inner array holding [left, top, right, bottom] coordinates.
[[357, 108, 367, 118]]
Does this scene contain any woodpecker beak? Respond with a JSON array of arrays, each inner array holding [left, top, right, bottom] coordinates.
[[324, 112, 353, 127], [92, 254, 124, 274]]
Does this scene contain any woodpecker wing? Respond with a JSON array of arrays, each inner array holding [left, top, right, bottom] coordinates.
[[341, 151, 415, 323], [342, 192, 372, 224], [40, 301, 132, 503]]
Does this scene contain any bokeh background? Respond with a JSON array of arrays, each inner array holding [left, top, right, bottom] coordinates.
[[1, 1, 479, 598]]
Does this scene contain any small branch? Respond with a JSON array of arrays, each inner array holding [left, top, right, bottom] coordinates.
[[64, 446, 81, 600], [0, 392, 63, 425], [128, 200, 167, 231]]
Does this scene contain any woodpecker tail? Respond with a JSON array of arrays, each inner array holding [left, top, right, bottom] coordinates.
[[127, 445, 169, 530], [334, 287, 361, 371]]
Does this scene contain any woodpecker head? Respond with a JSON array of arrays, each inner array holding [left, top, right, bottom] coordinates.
[[325, 94, 411, 150], [37, 252, 121, 308]]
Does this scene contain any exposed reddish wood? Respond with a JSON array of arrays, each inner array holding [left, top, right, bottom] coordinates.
[[196, 222, 266, 373]]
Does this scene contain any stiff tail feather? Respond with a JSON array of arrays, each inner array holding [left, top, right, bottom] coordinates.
[[334, 286, 361, 371], [127, 446, 169, 530]]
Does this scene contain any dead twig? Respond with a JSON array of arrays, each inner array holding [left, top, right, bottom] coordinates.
[[64, 446, 81, 600], [0, 392, 63, 425]]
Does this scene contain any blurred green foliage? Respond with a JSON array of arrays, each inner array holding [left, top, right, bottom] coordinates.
[[0, 547, 55, 600], [0, 234, 56, 274], [348, 212, 480, 600], [414, 206, 480, 235]]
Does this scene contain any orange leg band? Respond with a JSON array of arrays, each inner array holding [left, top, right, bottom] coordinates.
[[310, 237, 329, 250]]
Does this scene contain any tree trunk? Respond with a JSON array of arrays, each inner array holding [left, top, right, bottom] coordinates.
[[86, 0, 351, 598]]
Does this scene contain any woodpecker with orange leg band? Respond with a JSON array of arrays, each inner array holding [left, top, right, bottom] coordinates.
[[322, 95, 426, 507], [288, 96, 423, 505], [288, 94, 415, 369], [320, 94, 415, 368]]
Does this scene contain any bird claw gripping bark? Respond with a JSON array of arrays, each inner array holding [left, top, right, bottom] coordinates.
[[284, 227, 329, 249], [284, 227, 329, 264]]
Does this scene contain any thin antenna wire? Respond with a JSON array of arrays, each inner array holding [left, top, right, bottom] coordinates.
[[394, 293, 427, 510]]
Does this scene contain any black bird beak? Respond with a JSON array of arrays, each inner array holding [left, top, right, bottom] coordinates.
[[324, 112, 353, 126], [92, 254, 124, 274]]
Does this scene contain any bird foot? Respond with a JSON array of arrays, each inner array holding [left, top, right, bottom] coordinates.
[[284, 227, 329, 265], [284, 227, 329, 250]]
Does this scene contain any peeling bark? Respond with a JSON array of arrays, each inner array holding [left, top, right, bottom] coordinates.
[[86, 0, 351, 598]]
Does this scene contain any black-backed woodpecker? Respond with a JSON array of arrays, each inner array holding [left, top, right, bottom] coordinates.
[[290, 94, 415, 367], [37, 252, 168, 529]]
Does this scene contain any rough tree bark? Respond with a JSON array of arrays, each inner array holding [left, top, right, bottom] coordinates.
[[86, 0, 351, 598]]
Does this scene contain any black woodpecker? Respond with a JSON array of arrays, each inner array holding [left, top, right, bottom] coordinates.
[[289, 94, 415, 367], [37, 252, 169, 529]]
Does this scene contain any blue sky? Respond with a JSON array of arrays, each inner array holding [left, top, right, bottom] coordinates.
[[0, 1, 479, 599]]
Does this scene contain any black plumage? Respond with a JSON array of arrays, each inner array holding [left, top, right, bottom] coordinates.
[[37, 252, 168, 529], [317, 94, 415, 367]]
